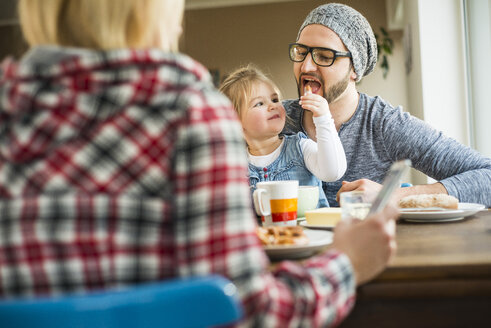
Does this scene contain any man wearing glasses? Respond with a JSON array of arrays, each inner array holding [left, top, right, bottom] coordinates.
[[283, 3, 491, 207]]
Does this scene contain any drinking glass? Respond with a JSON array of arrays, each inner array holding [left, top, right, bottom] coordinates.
[[340, 191, 373, 220]]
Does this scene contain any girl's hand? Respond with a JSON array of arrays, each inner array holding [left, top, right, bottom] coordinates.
[[299, 88, 330, 117]]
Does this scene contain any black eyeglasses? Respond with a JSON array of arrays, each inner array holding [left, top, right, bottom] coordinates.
[[289, 43, 351, 67]]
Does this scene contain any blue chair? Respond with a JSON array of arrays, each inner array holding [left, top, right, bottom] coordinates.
[[0, 275, 243, 328]]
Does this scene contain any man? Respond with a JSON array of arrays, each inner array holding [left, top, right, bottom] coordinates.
[[283, 3, 491, 207]]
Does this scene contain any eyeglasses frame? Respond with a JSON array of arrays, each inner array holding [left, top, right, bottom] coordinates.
[[288, 43, 352, 67]]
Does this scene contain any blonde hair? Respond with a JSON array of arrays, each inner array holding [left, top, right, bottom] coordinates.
[[18, 0, 184, 51], [219, 65, 281, 117]]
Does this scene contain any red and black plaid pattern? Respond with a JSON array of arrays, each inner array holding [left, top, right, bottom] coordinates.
[[0, 47, 355, 327]]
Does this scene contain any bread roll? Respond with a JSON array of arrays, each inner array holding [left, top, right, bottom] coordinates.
[[399, 194, 459, 209]]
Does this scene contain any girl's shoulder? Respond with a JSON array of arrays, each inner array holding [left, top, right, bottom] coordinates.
[[280, 132, 308, 143]]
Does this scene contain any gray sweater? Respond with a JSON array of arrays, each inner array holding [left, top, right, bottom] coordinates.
[[283, 93, 491, 207]]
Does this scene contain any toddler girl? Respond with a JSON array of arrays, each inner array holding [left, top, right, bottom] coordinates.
[[220, 65, 346, 208]]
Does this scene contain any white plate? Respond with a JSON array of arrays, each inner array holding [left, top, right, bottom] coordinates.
[[263, 229, 333, 260], [299, 220, 335, 230], [400, 203, 485, 223]]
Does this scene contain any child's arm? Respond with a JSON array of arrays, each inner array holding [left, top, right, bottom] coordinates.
[[301, 115, 347, 181], [299, 90, 346, 182]]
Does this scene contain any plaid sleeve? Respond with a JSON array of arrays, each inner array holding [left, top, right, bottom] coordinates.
[[171, 88, 356, 327]]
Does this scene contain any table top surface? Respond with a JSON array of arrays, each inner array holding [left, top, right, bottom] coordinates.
[[380, 209, 491, 280], [340, 209, 491, 327]]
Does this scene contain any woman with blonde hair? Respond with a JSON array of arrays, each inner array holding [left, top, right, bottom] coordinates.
[[0, 1, 398, 327]]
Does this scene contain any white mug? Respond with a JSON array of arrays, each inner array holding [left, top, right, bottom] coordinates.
[[253, 180, 299, 226], [297, 185, 320, 218]]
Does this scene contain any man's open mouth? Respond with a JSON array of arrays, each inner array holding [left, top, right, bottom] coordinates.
[[301, 76, 322, 94]]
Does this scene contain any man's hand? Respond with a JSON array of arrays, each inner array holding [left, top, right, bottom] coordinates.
[[331, 205, 399, 285], [336, 179, 382, 202], [336, 179, 449, 203]]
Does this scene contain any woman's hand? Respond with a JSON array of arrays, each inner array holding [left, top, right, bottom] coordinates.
[[331, 205, 399, 285]]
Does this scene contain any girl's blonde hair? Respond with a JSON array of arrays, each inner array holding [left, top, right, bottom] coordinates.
[[219, 65, 281, 117], [18, 0, 184, 51]]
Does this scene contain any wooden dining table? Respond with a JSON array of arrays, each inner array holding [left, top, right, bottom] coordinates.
[[338, 209, 491, 328]]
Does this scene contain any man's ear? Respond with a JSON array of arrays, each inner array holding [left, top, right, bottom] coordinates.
[[350, 68, 357, 81]]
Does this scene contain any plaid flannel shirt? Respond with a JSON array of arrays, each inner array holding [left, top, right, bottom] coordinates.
[[0, 46, 355, 327]]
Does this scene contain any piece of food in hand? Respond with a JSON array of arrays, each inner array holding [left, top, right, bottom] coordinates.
[[305, 208, 342, 226], [399, 194, 459, 209], [256, 226, 309, 246], [304, 84, 312, 95]]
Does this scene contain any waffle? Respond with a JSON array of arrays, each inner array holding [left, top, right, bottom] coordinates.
[[257, 226, 309, 246]]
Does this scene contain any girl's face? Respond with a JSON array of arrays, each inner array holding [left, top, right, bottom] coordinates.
[[240, 81, 286, 141]]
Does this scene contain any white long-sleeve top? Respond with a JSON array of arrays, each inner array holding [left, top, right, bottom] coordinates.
[[248, 114, 346, 182]]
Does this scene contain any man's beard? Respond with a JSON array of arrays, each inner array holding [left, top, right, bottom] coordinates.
[[297, 67, 351, 104], [324, 68, 351, 103]]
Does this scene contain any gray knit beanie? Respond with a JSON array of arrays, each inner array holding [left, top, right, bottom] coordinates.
[[297, 3, 377, 82]]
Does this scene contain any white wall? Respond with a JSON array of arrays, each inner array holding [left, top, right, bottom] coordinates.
[[466, 0, 491, 157], [418, 0, 469, 145], [403, 0, 469, 144], [402, 0, 471, 184]]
